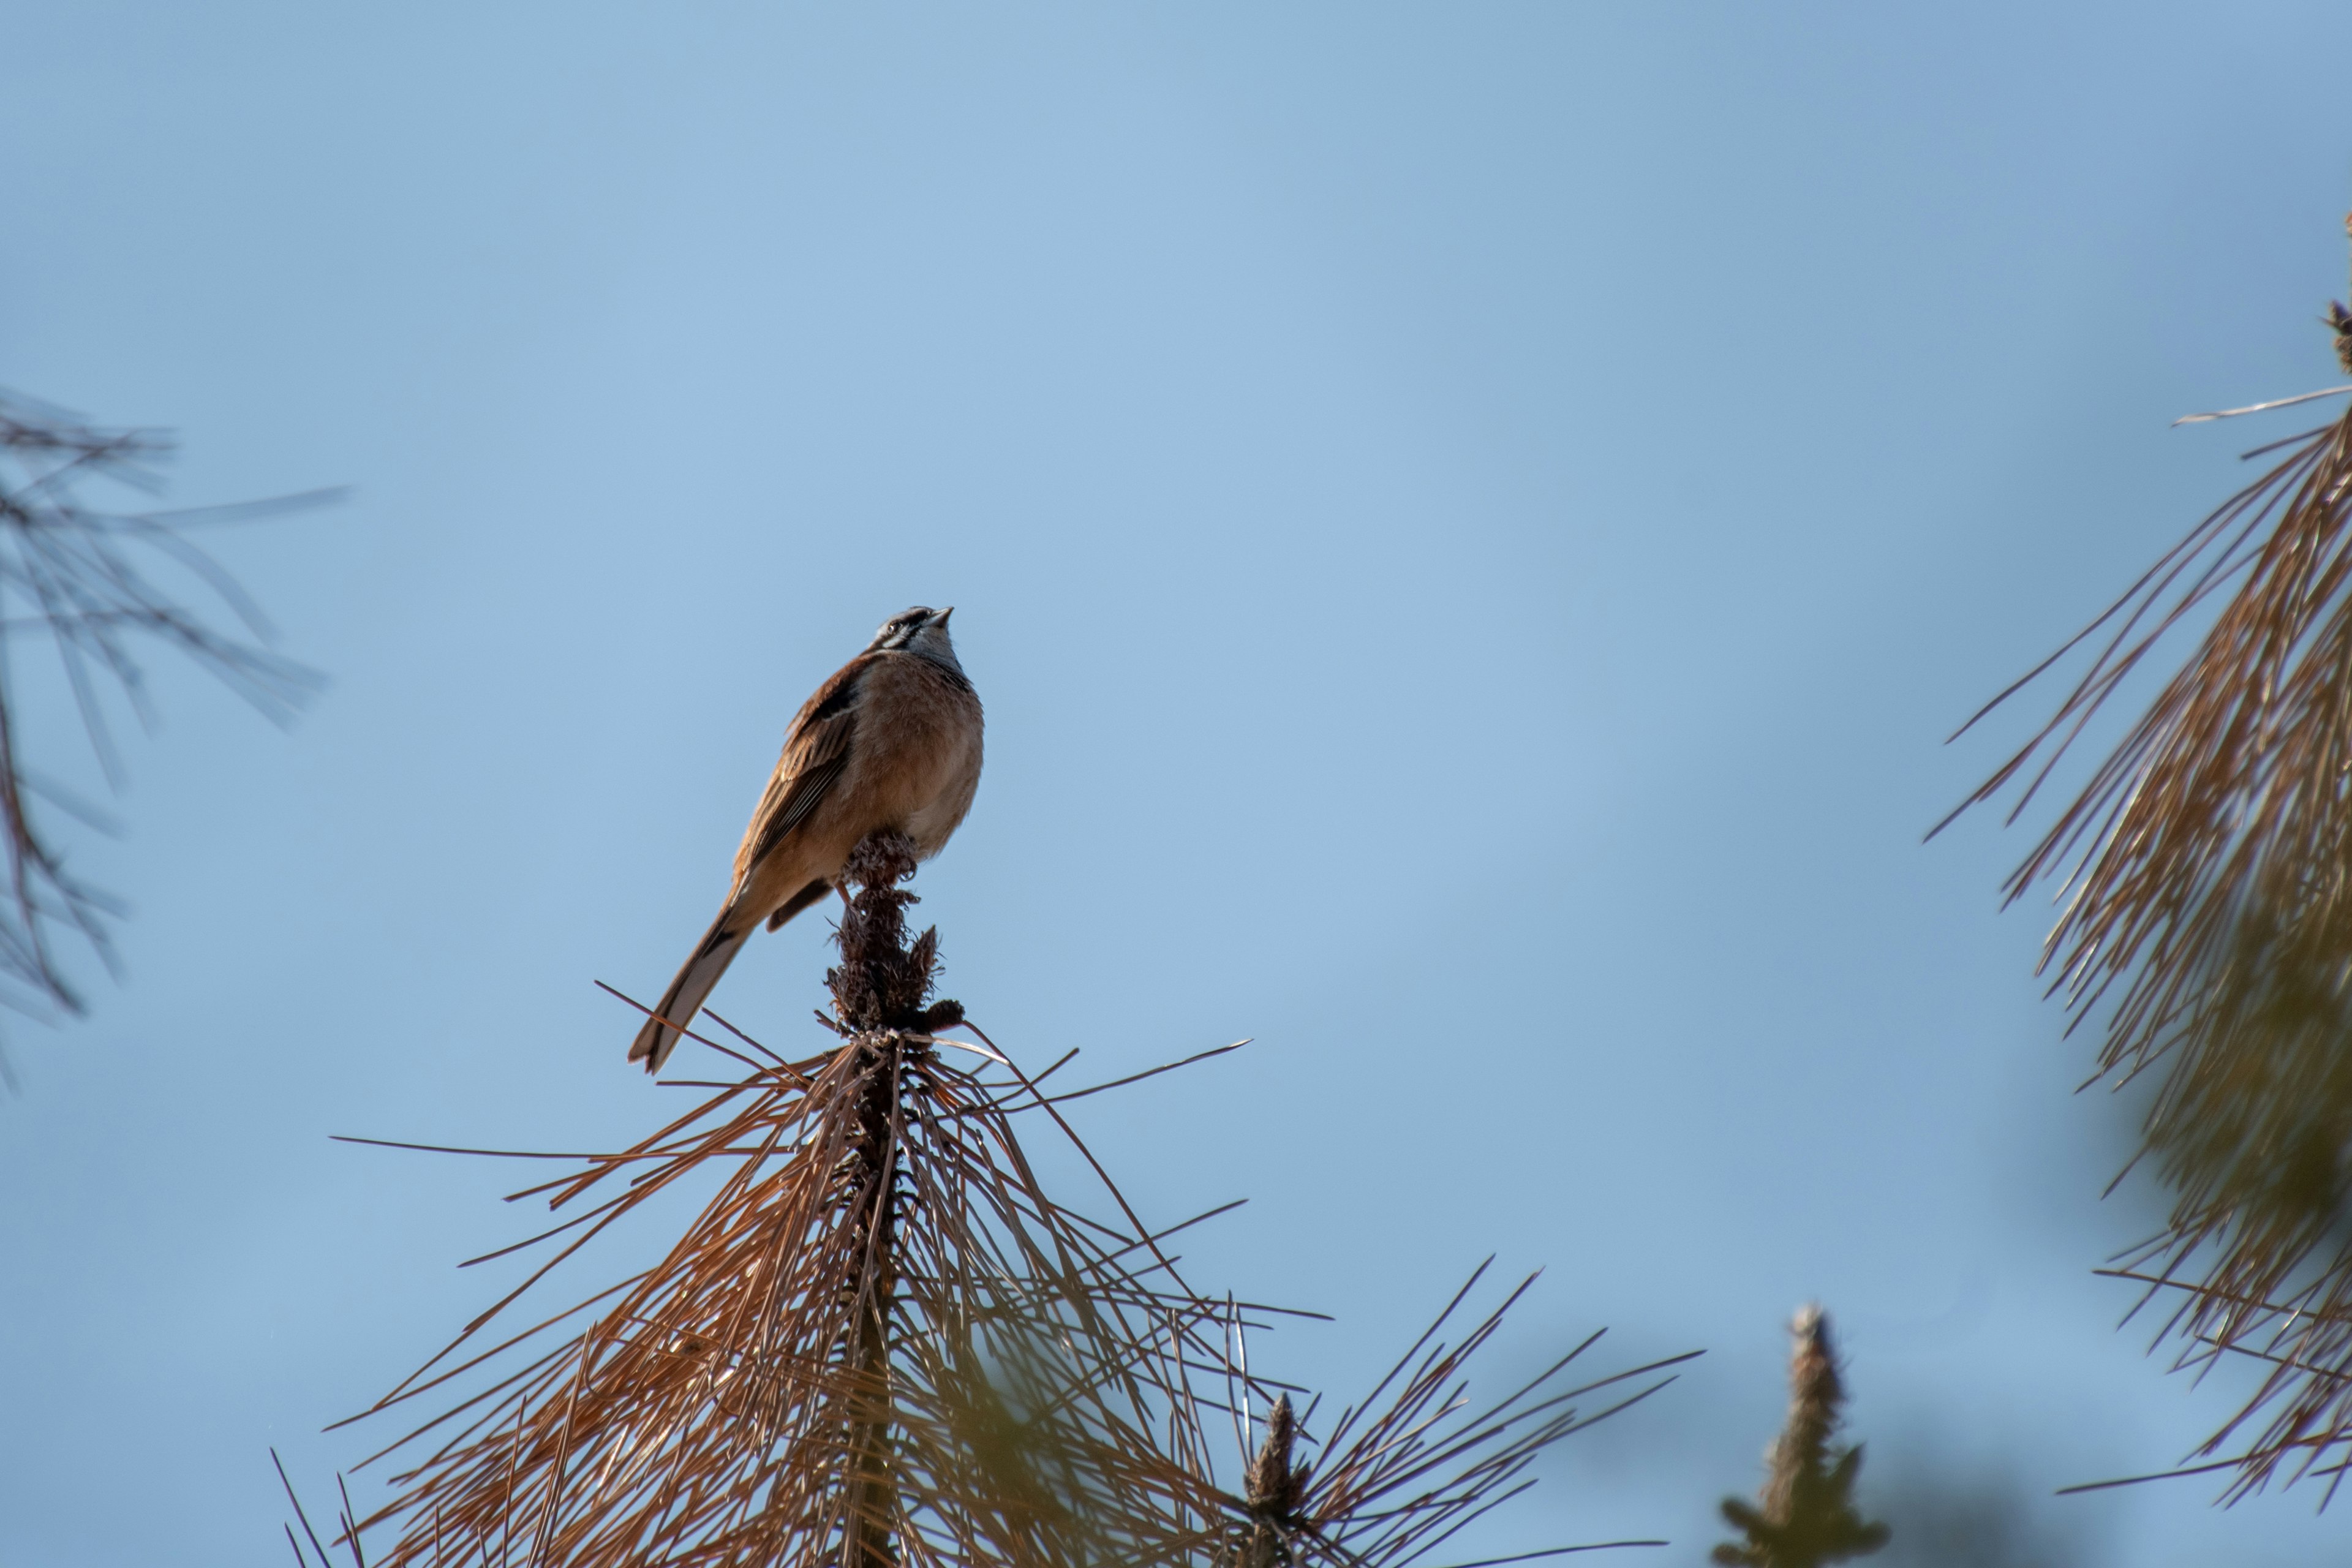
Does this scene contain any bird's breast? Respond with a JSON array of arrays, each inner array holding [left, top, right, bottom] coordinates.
[[849, 655, 984, 857]]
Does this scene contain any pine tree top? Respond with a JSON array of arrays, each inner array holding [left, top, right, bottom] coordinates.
[[1711, 1305, 1890, 1568]]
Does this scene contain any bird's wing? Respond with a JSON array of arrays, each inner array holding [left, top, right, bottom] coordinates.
[[730, 657, 866, 897]]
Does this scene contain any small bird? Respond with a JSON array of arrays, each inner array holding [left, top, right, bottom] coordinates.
[[629, 606, 983, 1072]]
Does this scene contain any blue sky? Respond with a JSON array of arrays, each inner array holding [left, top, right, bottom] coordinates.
[[3, 4, 2351, 1563]]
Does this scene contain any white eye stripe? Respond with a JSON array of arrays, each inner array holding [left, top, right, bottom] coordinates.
[[868, 608, 939, 652]]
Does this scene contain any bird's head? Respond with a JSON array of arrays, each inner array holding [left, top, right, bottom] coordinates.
[[869, 605, 962, 673]]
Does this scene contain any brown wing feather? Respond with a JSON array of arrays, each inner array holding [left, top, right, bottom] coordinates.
[[731, 657, 867, 895], [764, 876, 835, 932]]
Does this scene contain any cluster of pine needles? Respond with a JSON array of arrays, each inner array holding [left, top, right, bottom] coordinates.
[[293, 831, 1684, 1567], [1215, 1272, 1693, 1568], [1940, 214, 2352, 1498]]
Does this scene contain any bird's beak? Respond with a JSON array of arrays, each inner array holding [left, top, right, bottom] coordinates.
[[927, 606, 954, 627]]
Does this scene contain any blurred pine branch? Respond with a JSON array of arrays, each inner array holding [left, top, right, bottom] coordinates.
[[1712, 1306, 1887, 1568], [0, 390, 325, 1052], [1940, 211, 2352, 1497]]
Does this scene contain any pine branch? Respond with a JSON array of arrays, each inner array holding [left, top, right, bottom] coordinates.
[[1711, 1306, 1887, 1568], [1939, 211, 2352, 1499], [1210, 1266, 1695, 1568], [0, 391, 323, 1046], [337, 833, 1233, 1567]]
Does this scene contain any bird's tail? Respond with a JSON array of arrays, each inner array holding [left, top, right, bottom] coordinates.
[[628, 908, 753, 1074]]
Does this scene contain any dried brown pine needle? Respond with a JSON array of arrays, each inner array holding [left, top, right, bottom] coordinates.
[[1208, 1264, 1696, 1568], [339, 841, 1235, 1567], [274, 1450, 371, 1568], [1939, 239, 2352, 1494]]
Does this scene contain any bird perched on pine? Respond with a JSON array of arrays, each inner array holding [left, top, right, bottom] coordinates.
[[628, 606, 983, 1072], [2331, 212, 2352, 375]]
